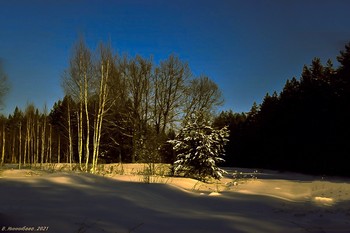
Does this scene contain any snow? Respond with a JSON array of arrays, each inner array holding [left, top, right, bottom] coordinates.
[[0, 167, 350, 233]]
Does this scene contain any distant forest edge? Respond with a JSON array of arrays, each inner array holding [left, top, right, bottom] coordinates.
[[0, 40, 350, 177], [214, 42, 350, 177]]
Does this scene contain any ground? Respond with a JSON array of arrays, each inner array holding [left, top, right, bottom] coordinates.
[[0, 164, 349, 233]]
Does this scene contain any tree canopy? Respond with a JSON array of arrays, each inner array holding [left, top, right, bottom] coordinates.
[[1, 39, 350, 177], [0, 37, 224, 171]]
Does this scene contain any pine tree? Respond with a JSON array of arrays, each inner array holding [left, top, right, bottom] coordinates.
[[169, 115, 229, 181]]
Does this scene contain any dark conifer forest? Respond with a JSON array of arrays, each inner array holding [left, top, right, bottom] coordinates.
[[1, 41, 350, 177], [214, 43, 350, 176]]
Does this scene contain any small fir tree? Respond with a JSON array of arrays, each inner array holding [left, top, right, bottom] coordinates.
[[169, 115, 229, 181]]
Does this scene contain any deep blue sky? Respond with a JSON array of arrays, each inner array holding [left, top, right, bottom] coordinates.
[[1, 0, 350, 115]]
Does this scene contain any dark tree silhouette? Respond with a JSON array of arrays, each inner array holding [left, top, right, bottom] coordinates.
[[214, 42, 350, 177]]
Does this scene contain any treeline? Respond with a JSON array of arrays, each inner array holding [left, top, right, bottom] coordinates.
[[0, 38, 223, 172], [2, 39, 350, 176], [214, 43, 350, 176]]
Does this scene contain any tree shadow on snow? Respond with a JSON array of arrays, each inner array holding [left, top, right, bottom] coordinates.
[[0, 172, 349, 233]]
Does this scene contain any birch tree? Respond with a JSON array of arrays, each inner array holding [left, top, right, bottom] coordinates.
[[91, 44, 115, 173], [67, 96, 73, 170], [35, 114, 40, 165], [57, 131, 61, 163], [1, 122, 5, 166], [7, 108, 22, 164], [62, 37, 93, 171], [47, 123, 52, 163], [18, 121, 22, 169], [24, 104, 36, 166], [41, 109, 47, 167]]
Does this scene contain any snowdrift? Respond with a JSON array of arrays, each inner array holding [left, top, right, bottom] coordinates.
[[0, 167, 349, 233]]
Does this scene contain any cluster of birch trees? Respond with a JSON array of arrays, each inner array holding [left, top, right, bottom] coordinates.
[[0, 105, 59, 169], [0, 37, 223, 172]]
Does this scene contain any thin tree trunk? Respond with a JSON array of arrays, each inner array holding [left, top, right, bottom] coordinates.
[[92, 64, 105, 172], [25, 118, 31, 166], [92, 62, 109, 173], [92, 113, 98, 173], [84, 72, 90, 172], [24, 125, 27, 166], [41, 117, 46, 167], [62, 39, 92, 171], [57, 133, 60, 164], [78, 103, 83, 170], [68, 99, 73, 171], [131, 129, 137, 163], [36, 122, 40, 166], [1, 124, 5, 166], [11, 132, 15, 163], [19, 122, 22, 169], [31, 119, 35, 166], [48, 124, 52, 163]]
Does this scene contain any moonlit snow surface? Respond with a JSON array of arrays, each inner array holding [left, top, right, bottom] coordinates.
[[0, 168, 350, 233]]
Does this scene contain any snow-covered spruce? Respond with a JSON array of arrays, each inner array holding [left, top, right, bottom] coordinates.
[[168, 115, 229, 181]]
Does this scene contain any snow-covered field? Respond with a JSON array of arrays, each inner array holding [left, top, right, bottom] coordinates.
[[0, 166, 350, 233]]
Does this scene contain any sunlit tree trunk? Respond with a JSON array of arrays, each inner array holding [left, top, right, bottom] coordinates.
[[25, 117, 31, 166], [48, 124, 52, 163], [41, 117, 46, 167], [77, 107, 83, 170], [67, 98, 73, 170], [36, 121, 40, 166], [92, 113, 99, 173], [84, 71, 90, 172], [92, 61, 110, 173], [31, 117, 35, 166], [18, 122, 22, 169], [57, 133, 61, 164], [62, 38, 92, 171], [11, 132, 15, 163], [24, 128, 27, 166], [1, 124, 5, 166]]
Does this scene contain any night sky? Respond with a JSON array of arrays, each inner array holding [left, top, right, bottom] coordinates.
[[1, 0, 350, 115]]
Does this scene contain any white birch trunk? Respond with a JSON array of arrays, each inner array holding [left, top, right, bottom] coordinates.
[[11, 132, 15, 163], [48, 124, 52, 163], [19, 122, 22, 169], [78, 102, 83, 170], [68, 99, 73, 170], [1, 124, 5, 166], [41, 116, 46, 167], [92, 62, 109, 173], [57, 133, 60, 164], [84, 72, 90, 172]]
